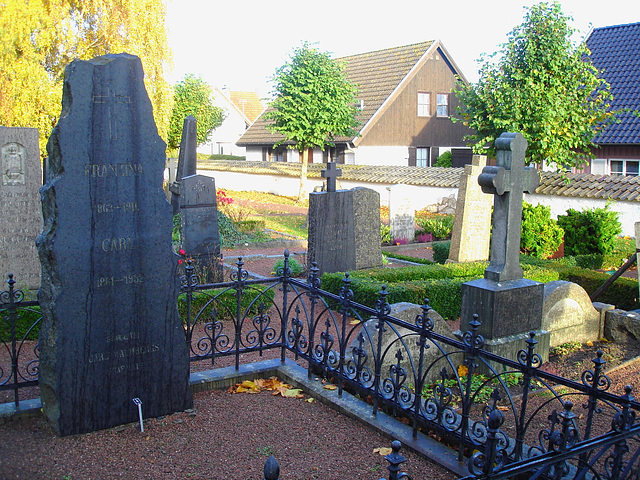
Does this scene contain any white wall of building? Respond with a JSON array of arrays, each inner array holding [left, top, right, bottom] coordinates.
[[353, 146, 409, 166]]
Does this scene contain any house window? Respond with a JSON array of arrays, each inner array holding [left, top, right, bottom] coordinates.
[[417, 92, 430, 117], [610, 159, 639, 176], [416, 147, 430, 167], [436, 94, 449, 117]]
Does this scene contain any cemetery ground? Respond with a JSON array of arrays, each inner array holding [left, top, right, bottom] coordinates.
[[3, 190, 639, 479]]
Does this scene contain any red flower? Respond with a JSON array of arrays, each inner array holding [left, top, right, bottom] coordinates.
[[179, 249, 186, 256], [178, 259, 183, 265]]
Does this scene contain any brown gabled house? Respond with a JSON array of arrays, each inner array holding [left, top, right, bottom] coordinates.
[[237, 40, 473, 167]]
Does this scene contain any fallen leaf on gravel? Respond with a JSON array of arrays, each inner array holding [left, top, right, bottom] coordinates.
[[305, 397, 315, 403], [323, 384, 338, 390], [283, 388, 304, 398], [373, 447, 393, 456], [349, 319, 360, 325]]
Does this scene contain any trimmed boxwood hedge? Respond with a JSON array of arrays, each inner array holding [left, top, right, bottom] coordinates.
[[321, 262, 559, 320], [0, 307, 41, 342], [177, 286, 275, 324]]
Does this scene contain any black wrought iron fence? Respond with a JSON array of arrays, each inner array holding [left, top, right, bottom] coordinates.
[[3, 250, 640, 479]]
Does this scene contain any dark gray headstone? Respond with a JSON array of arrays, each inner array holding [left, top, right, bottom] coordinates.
[[0, 127, 42, 291], [460, 132, 548, 367], [180, 174, 222, 282], [170, 116, 197, 215], [37, 53, 192, 436], [308, 187, 381, 274]]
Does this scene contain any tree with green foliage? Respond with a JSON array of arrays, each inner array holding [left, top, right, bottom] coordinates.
[[266, 43, 360, 202], [454, 2, 614, 171], [0, 0, 173, 153], [167, 75, 225, 150]]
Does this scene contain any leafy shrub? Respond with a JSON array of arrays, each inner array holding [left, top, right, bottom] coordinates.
[[432, 241, 451, 264], [557, 205, 622, 256], [555, 266, 638, 310], [237, 219, 266, 233], [392, 237, 408, 245], [520, 202, 564, 259], [415, 232, 433, 243], [416, 215, 454, 240], [383, 252, 434, 265], [380, 223, 392, 244], [272, 257, 304, 277], [218, 211, 249, 248], [434, 150, 452, 168]]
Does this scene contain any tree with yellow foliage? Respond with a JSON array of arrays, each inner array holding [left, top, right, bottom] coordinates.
[[0, 0, 173, 154]]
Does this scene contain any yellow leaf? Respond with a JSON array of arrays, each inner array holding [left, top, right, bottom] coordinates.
[[373, 447, 393, 456], [323, 384, 338, 391], [305, 397, 315, 403], [349, 319, 360, 325], [283, 388, 304, 398], [457, 365, 469, 377], [586, 340, 594, 347]]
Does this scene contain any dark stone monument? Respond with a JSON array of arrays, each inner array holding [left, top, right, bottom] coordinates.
[[170, 115, 197, 215], [0, 127, 42, 292], [37, 53, 193, 436], [308, 163, 381, 274], [459, 132, 549, 362], [180, 174, 222, 283]]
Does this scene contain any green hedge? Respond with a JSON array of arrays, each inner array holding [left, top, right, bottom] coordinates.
[[178, 286, 275, 323], [382, 251, 434, 265], [0, 307, 42, 341], [321, 262, 558, 320]]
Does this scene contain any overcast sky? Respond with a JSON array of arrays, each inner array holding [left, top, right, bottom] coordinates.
[[165, 0, 638, 98]]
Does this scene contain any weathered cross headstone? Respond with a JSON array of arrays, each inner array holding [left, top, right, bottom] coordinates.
[[180, 174, 222, 283], [0, 127, 42, 292], [447, 155, 492, 263], [308, 168, 381, 274], [388, 184, 416, 243], [478, 133, 539, 281], [170, 115, 197, 215], [37, 53, 192, 436], [322, 162, 342, 192], [460, 132, 549, 363]]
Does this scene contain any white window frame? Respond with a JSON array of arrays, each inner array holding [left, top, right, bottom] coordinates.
[[417, 92, 431, 117], [416, 147, 429, 167], [609, 158, 639, 176], [436, 93, 449, 117]]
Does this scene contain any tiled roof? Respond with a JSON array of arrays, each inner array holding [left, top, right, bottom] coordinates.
[[228, 91, 265, 123], [587, 23, 640, 145], [199, 160, 640, 202], [237, 41, 435, 146]]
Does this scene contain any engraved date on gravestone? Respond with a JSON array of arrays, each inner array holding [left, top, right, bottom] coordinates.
[[95, 201, 140, 214], [97, 273, 144, 288]]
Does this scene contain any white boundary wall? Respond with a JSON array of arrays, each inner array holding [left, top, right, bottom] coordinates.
[[195, 168, 639, 237]]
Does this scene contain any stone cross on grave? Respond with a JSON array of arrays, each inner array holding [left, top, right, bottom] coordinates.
[[321, 162, 342, 192], [92, 82, 131, 140], [478, 132, 540, 282]]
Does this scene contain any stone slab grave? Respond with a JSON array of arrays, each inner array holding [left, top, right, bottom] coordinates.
[[308, 162, 381, 275], [542, 281, 600, 347], [169, 115, 197, 215], [180, 174, 222, 283], [447, 155, 492, 263], [387, 184, 416, 243], [353, 303, 457, 387], [37, 53, 192, 436], [459, 132, 550, 364], [0, 127, 42, 292]]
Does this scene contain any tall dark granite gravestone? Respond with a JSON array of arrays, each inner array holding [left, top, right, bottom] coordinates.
[[170, 116, 198, 215], [459, 132, 549, 363], [308, 172, 381, 275], [180, 174, 222, 282], [0, 127, 42, 291], [37, 53, 193, 436]]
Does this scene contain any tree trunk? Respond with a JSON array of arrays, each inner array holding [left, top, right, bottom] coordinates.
[[298, 148, 308, 203]]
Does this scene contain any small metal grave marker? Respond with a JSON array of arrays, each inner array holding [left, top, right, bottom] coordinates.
[[133, 397, 144, 432], [321, 162, 342, 192]]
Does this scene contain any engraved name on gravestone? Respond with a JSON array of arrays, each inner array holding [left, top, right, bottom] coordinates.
[[448, 155, 492, 263], [0, 127, 42, 291], [180, 174, 221, 282], [37, 53, 192, 436], [388, 184, 416, 243]]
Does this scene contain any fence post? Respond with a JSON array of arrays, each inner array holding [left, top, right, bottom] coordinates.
[[380, 441, 412, 480], [263, 455, 280, 480]]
